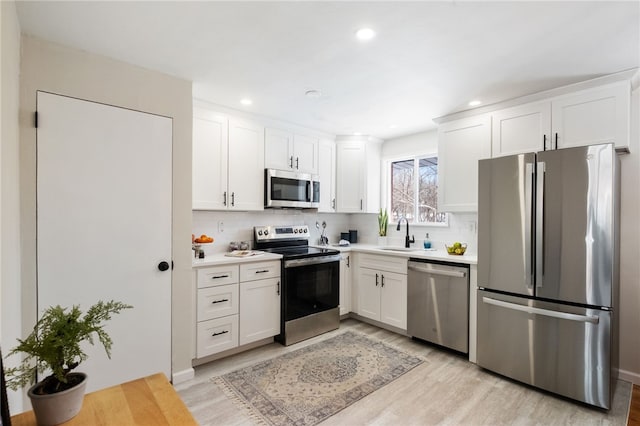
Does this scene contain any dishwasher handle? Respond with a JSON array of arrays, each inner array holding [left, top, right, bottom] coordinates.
[[408, 263, 467, 278]]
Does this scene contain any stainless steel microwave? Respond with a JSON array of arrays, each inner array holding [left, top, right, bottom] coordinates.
[[265, 169, 319, 209]]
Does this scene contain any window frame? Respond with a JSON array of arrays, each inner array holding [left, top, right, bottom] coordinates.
[[384, 153, 449, 228]]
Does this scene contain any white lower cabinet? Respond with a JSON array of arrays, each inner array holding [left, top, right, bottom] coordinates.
[[195, 260, 281, 359], [355, 254, 407, 330], [339, 253, 352, 315], [240, 277, 280, 345]]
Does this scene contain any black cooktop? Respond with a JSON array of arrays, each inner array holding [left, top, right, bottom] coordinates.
[[262, 245, 340, 260]]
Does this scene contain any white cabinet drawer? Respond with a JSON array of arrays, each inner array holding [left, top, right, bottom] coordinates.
[[197, 264, 239, 288], [197, 284, 239, 321], [240, 260, 280, 282], [196, 315, 239, 358], [358, 254, 407, 274]]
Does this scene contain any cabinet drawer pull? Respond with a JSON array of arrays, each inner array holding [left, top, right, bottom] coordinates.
[[211, 298, 229, 304], [211, 330, 229, 337], [255, 269, 270, 274], [211, 274, 229, 279]]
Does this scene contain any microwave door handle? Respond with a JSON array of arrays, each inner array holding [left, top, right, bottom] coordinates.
[[306, 180, 311, 202]]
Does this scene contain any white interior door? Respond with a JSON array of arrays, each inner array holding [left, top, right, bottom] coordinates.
[[36, 92, 172, 392]]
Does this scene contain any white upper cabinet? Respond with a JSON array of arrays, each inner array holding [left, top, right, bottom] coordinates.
[[228, 118, 265, 211], [192, 104, 264, 211], [336, 138, 381, 213], [264, 127, 319, 174], [437, 114, 492, 212], [318, 139, 337, 212], [193, 108, 229, 210], [491, 81, 631, 156], [492, 101, 551, 157], [551, 82, 630, 150]]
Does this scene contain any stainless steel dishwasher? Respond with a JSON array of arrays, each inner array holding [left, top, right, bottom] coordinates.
[[407, 259, 470, 353]]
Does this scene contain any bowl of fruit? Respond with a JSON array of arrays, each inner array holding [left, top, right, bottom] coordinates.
[[445, 242, 467, 255]]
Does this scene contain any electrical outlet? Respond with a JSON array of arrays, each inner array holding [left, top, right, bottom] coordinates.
[[468, 221, 477, 234], [218, 221, 224, 233]]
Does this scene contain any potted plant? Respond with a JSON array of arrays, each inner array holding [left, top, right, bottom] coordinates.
[[5, 300, 132, 425], [378, 208, 389, 245]]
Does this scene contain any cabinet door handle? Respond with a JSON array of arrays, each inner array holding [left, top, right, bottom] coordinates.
[[543, 134, 547, 151], [360, 199, 363, 211], [231, 192, 235, 207], [211, 330, 229, 337], [277, 281, 280, 295], [255, 269, 269, 274], [211, 298, 229, 304], [212, 274, 229, 279], [296, 157, 299, 169], [332, 198, 336, 210], [554, 132, 558, 150], [381, 274, 385, 287], [346, 255, 350, 267], [223, 191, 227, 206], [375, 273, 379, 286], [290, 156, 294, 168]]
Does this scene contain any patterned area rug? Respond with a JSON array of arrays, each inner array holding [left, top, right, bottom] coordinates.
[[213, 331, 423, 426]]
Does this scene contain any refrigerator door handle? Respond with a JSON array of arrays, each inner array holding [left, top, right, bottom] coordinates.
[[525, 163, 534, 288], [482, 297, 599, 324], [535, 161, 546, 288]]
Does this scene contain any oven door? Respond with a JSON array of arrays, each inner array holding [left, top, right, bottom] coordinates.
[[283, 255, 340, 321]]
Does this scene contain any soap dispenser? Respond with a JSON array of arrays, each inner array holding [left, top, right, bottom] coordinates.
[[423, 233, 432, 249]]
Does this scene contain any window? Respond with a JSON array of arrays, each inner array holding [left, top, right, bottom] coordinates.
[[390, 156, 447, 225]]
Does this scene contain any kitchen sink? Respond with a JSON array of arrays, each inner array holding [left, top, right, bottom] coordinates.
[[377, 247, 422, 252]]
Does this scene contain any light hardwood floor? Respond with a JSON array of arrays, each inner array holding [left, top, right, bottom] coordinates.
[[629, 385, 640, 426], [176, 319, 632, 425]]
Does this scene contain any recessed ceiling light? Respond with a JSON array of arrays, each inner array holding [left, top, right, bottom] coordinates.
[[240, 98, 253, 106], [468, 100, 482, 107], [355, 28, 376, 41], [353, 132, 362, 136], [305, 90, 322, 98], [389, 124, 398, 129]]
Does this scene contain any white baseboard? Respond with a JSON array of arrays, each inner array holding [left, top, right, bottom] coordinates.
[[617, 368, 640, 385], [172, 368, 195, 385]]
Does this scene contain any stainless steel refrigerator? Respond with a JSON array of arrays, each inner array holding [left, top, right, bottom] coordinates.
[[476, 143, 619, 409]]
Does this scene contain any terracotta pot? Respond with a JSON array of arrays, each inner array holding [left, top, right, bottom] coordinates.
[[28, 373, 87, 426]]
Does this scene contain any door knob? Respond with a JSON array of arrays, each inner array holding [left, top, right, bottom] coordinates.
[[158, 261, 170, 272]]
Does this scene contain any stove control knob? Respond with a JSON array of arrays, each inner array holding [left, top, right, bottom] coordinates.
[[293, 228, 298, 233], [264, 229, 269, 235], [257, 230, 263, 236]]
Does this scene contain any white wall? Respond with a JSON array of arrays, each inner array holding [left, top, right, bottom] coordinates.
[[18, 36, 193, 411], [193, 210, 352, 256], [378, 130, 479, 254], [1, 0, 23, 413], [617, 77, 640, 384]]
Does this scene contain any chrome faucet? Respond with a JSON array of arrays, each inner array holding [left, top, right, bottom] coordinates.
[[396, 217, 415, 248]]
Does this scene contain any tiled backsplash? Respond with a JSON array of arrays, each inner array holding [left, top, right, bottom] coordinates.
[[193, 210, 478, 257]]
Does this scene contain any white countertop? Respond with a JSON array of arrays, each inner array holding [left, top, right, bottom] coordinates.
[[192, 244, 476, 267], [320, 243, 477, 265], [192, 251, 282, 267]]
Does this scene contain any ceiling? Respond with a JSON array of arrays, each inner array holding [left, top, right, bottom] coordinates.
[[15, 1, 640, 140]]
